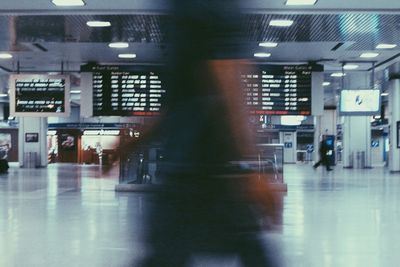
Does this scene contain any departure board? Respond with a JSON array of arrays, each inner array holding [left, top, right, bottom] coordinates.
[[83, 65, 165, 116], [242, 65, 315, 115], [10, 74, 70, 117]]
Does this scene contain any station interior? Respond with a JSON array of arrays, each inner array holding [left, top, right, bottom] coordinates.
[[1, 1, 400, 266]]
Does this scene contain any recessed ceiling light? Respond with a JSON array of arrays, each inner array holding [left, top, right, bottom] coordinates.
[[343, 64, 359, 70], [376, 43, 397, 49], [259, 42, 278, 48], [118, 54, 136, 59], [86, 21, 111, 27], [331, 72, 346, 77], [323, 82, 331, 86], [109, 42, 129, 48], [285, 0, 317, 5], [254, 52, 271, 58], [51, 0, 85, 6], [381, 92, 389, 96], [269, 20, 294, 27], [360, 52, 379, 58], [0, 53, 12, 59], [0, 94, 8, 97], [70, 90, 81, 94]]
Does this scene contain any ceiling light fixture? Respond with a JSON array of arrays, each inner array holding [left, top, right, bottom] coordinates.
[[360, 52, 379, 58], [0, 53, 12, 59], [331, 72, 346, 77], [381, 92, 389, 96], [259, 42, 278, 48], [254, 52, 271, 58], [285, 0, 317, 5], [118, 54, 137, 59], [86, 21, 111, 27], [269, 20, 294, 27], [109, 42, 129, 48], [376, 43, 397, 49], [51, 0, 85, 6], [343, 64, 359, 70], [0, 94, 8, 97], [323, 82, 331, 86], [70, 90, 81, 94]]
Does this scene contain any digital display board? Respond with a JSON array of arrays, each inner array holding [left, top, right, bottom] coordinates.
[[81, 65, 165, 117], [340, 89, 380, 115], [241, 65, 317, 115], [10, 74, 70, 117]]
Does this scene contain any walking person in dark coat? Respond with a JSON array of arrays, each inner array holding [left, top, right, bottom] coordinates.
[[313, 139, 333, 171]]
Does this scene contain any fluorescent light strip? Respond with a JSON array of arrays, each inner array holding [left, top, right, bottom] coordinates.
[[0, 53, 12, 59], [70, 90, 81, 94], [360, 52, 379, 58], [254, 52, 271, 58], [343, 64, 359, 70], [109, 42, 129, 48], [118, 54, 136, 59], [86, 21, 111, 27], [286, 0, 317, 5], [259, 42, 278, 48], [269, 20, 294, 27], [376, 43, 397, 49], [323, 82, 331, 86], [0, 94, 8, 97], [381, 92, 389, 96], [83, 130, 120, 136], [331, 72, 346, 77], [51, 0, 85, 6]]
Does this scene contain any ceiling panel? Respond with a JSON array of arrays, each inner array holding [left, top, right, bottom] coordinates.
[[1, 0, 400, 14]]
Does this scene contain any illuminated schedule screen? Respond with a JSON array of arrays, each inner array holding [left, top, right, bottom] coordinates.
[[241, 65, 314, 115], [10, 74, 70, 117], [92, 70, 164, 116], [80, 64, 166, 117]]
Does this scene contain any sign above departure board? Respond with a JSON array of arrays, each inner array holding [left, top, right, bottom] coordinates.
[[9, 74, 70, 117], [242, 65, 320, 116], [81, 64, 165, 116]]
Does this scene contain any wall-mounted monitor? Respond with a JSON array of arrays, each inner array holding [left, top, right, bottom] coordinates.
[[80, 64, 165, 117], [339, 89, 380, 115], [9, 74, 70, 117], [241, 64, 323, 116]]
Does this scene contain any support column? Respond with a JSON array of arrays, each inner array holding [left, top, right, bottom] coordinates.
[[314, 116, 321, 162], [342, 116, 371, 168], [388, 63, 400, 172], [18, 117, 48, 168], [340, 72, 372, 168]]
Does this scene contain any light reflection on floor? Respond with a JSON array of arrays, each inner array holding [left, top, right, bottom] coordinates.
[[1, 163, 400, 266]]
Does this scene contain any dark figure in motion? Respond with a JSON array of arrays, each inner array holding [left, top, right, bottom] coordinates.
[[136, 0, 282, 266], [313, 139, 333, 171]]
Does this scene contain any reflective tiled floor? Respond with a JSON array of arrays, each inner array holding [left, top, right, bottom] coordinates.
[[1, 163, 400, 266]]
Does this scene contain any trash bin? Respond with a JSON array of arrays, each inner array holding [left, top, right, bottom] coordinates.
[[23, 152, 37, 168], [354, 151, 365, 169], [360, 151, 365, 169]]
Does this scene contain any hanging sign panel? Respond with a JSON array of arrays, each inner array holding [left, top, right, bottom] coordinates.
[[81, 64, 165, 117], [339, 89, 381, 115], [241, 65, 321, 116], [9, 74, 70, 117]]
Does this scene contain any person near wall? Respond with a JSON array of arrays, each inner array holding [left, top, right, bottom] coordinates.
[[0, 144, 9, 173]]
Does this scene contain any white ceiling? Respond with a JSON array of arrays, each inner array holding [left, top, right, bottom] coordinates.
[[0, 0, 400, 106], [1, 0, 400, 13]]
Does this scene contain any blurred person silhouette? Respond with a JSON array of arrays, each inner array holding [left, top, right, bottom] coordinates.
[[313, 138, 333, 171], [136, 0, 282, 266]]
